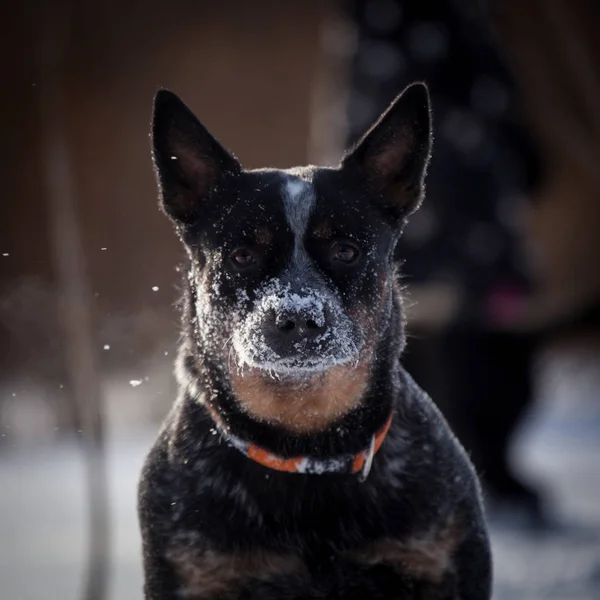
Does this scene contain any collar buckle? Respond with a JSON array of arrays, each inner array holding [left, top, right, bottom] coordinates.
[[358, 434, 376, 482]]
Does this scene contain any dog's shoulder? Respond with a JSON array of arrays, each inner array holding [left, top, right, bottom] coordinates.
[[374, 365, 485, 525]]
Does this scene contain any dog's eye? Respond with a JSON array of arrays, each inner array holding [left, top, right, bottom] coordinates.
[[230, 248, 255, 267], [332, 242, 359, 264]]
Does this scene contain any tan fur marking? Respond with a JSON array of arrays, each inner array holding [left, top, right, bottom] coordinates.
[[347, 275, 391, 353], [230, 361, 370, 433], [347, 520, 462, 583], [255, 227, 273, 246], [167, 546, 305, 599], [312, 221, 332, 239]]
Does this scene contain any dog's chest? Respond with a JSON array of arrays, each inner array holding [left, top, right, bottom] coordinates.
[[166, 469, 458, 598], [166, 530, 458, 600], [171, 460, 389, 547]]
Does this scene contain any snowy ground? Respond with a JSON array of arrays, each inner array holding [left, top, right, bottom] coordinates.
[[1, 347, 599, 600]]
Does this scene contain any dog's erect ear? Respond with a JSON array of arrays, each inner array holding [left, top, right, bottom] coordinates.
[[151, 89, 241, 224], [342, 82, 432, 220]]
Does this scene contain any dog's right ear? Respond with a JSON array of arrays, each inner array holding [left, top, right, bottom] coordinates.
[[341, 83, 432, 221], [151, 90, 241, 225]]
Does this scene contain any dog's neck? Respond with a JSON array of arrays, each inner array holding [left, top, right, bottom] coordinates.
[[202, 397, 394, 480], [176, 273, 405, 460]]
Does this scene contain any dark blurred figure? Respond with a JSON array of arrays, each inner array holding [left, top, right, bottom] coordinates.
[[344, 0, 545, 521]]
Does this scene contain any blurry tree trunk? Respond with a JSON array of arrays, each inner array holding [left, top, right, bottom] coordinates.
[[38, 7, 109, 600]]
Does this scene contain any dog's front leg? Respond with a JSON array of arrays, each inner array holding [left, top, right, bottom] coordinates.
[[454, 526, 492, 600], [140, 527, 183, 600], [138, 440, 188, 600]]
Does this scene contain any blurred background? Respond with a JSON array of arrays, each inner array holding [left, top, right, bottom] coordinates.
[[1, 0, 599, 598]]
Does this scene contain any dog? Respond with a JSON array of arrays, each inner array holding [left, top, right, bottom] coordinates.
[[138, 82, 492, 599]]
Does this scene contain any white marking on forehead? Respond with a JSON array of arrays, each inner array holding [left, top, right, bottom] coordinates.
[[286, 179, 306, 199], [281, 167, 316, 241]]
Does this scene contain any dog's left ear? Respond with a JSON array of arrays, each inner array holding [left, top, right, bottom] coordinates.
[[151, 89, 241, 225], [342, 82, 432, 220]]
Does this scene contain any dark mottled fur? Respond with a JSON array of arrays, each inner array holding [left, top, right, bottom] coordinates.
[[138, 83, 492, 599]]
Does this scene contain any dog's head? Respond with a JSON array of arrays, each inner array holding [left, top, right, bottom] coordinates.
[[152, 84, 431, 431]]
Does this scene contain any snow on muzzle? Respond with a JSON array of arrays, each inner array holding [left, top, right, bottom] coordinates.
[[232, 280, 363, 376]]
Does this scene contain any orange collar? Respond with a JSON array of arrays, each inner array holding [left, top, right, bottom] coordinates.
[[221, 413, 393, 481]]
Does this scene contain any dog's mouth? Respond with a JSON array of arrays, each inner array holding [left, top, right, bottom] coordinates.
[[232, 330, 362, 378]]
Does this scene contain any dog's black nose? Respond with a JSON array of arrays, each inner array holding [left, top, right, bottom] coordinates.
[[276, 315, 326, 340], [261, 307, 331, 358]]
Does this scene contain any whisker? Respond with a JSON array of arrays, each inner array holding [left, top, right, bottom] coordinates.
[[222, 334, 234, 350]]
